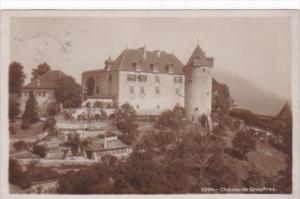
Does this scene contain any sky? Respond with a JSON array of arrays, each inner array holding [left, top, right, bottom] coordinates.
[[10, 16, 291, 100]]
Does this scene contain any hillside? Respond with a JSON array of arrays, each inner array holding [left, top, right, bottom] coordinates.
[[214, 71, 287, 116]]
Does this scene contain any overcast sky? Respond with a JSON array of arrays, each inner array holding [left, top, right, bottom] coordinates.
[[10, 16, 291, 100]]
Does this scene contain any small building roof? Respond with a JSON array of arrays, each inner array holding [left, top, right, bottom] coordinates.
[[23, 70, 66, 89], [276, 103, 292, 120], [86, 137, 129, 152]]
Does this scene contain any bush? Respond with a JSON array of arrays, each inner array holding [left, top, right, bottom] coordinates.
[[156, 106, 184, 130], [13, 140, 28, 151], [232, 130, 256, 157], [43, 116, 56, 130], [9, 99, 20, 119], [9, 159, 32, 189], [32, 144, 47, 158], [21, 119, 31, 129]]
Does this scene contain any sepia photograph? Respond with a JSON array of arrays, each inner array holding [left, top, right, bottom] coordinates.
[[1, 10, 299, 197]]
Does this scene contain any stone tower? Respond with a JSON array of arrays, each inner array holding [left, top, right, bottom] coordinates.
[[184, 45, 214, 124]]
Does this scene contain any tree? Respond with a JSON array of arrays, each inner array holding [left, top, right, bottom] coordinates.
[[9, 99, 20, 119], [31, 63, 51, 81], [232, 130, 256, 157], [9, 159, 32, 189], [45, 102, 59, 116], [43, 116, 56, 131], [32, 144, 47, 158], [113, 103, 138, 135], [55, 75, 82, 108], [156, 106, 184, 131], [9, 62, 26, 94], [21, 91, 39, 128]]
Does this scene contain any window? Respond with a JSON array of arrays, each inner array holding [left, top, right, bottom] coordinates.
[[137, 75, 147, 82], [193, 57, 201, 66], [140, 87, 145, 95], [151, 64, 158, 73], [187, 80, 192, 84], [96, 86, 100, 94], [127, 74, 136, 81], [129, 86, 134, 94], [176, 88, 180, 96], [109, 74, 112, 82], [202, 68, 206, 72], [155, 87, 160, 95], [174, 76, 183, 83], [137, 105, 139, 109], [42, 92, 46, 97], [157, 105, 160, 109], [155, 76, 160, 83], [207, 91, 210, 96], [195, 107, 199, 111], [133, 62, 141, 72]]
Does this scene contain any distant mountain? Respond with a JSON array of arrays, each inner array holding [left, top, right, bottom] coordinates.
[[213, 71, 287, 116]]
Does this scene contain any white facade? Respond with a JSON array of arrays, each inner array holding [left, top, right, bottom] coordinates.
[[118, 71, 185, 115], [19, 89, 56, 116]]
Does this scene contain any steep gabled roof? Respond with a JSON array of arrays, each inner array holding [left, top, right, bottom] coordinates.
[[185, 45, 214, 69], [276, 102, 292, 120], [110, 47, 184, 74], [23, 70, 66, 89]]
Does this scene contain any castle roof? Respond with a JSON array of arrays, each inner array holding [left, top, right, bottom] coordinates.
[[276, 102, 292, 120], [23, 70, 67, 89], [110, 47, 184, 74], [184, 45, 214, 69]]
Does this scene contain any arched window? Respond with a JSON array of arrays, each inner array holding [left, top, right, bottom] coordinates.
[[87, 76, 95, 96]]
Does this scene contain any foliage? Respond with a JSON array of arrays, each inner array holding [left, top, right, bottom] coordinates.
[[232, 130, 256, 157], [113, 103, 138, 138], [55, 75, 82, 108], [212, 78, 232, 114], [9, 99, 20, 119], [9, 159, 32, 189], [32, 144, 47, 158], [156, 106, 185, 130], [31, 62, 51, 81], [45, 102, 59, 116], [13, 140, 29, 151], [9, 62, 26, 94], [21, 91, 39, 128], [43, 116, 56, 130], [202, 155, 238, 190], [26, 161, 60, 182]]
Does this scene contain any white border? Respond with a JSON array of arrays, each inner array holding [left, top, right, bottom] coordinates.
[[0, 0, 300, 10], [1, 10, 299, 199]]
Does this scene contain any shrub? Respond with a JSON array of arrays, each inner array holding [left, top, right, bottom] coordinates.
[[232, 130, 256, 157], [32, 144, 47, 158], [13, 140, 28, 151]]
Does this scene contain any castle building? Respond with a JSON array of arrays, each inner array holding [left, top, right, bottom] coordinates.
[[184, 45, 214, 123], [82, 47, 185, 115]]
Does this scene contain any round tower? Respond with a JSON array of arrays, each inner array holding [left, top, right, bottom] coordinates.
[[184, 45, 214, 124]]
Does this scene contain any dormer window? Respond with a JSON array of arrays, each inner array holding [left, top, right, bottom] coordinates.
[[133, 62, 141, 72], [193, 56, 201, 67], [150, 64, 158, 73], [166, 65, 174, 74]]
